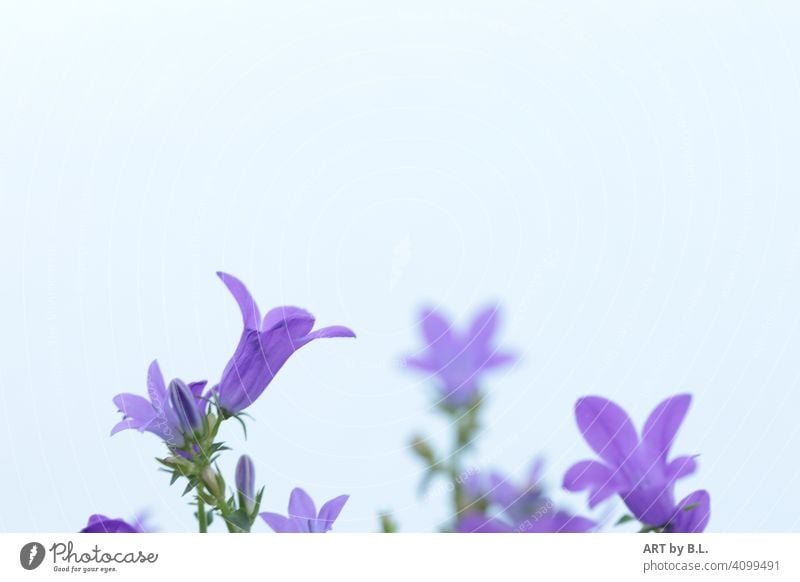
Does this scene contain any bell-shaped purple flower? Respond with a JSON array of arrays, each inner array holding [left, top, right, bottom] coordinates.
[[260, 487, 349, 533], [80, 514, 142, 533], [111, 360, 207, 447], [215, 272, 356, 414], [563, 394, 708, 530], [236, 455, 256, 513], [403, 305, 517, 407]]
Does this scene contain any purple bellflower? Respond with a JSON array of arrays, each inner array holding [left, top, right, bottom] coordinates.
[[215, 272, 356, 414], [260, 488, 349, 533], [563, 394, 710, 531], [111, 360, 207, 447], [404, 305, 517, 407], [458, 461, 595, 533], [80, 514, 142, 533]]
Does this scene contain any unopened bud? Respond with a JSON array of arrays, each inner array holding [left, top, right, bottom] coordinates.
[[201, 466, 223, 498]]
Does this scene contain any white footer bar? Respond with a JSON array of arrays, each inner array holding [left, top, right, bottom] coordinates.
[[1, 534, 797, 580]]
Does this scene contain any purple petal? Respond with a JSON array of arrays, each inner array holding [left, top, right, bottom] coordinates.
[[146, 360, 167, 402], [484, 351, 517, 369], [456, 513, 514, 533], [527, 458, 545, 487], [486, 472, 521, 511], [668, 490, 711, 533], [403, 355, 437, 372], [622, 482, 676, 526], [527, 511, 596, 533], [80, 515, 140, 533], [188, 380, 209, 416], [462, 471, 487, 500], [641, 394, 692, 460], [260, 512, 297, 533], [112, 393, 155, 421], [665, 455, 698, 482], [301, 325, 357, 342], [217, 330, 270, 412], [287, 488, 317, 521], [168, 379, 202, 432], [110, 418, 145, 436], [217, 271, 261, 330], [562, 460, 625, 507], [86, 514, 107, 526], [262, 306, 315, 337], [419, 308, 453, 345], [317, 495, 349, 531], [468, 304, 501, 345], [575, 396, 639, 468]]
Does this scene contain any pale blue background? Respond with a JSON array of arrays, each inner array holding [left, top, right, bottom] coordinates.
[[1, 1, 799, 532]]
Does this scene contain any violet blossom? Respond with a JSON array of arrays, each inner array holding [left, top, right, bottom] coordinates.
[[260, 488, 349, 533], [563, 394, 710, 532], [215, 272, 356, 414], [111, 360, 207, 447], [457, 461, 595, 533], [80, 514, 142, 533], [462, 460, 546, 525], [403, 305, 517, 407]]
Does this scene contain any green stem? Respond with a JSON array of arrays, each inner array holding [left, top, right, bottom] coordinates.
[[448, 406, 479, 527], [197, 485, 208, 533]]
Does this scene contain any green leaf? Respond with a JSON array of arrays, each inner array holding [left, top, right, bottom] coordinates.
[[226, 509, 251, 533], [615, 514, 635, 526], [182, 478, 198, 497]]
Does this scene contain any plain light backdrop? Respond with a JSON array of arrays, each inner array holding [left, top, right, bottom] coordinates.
[[1, 1, 799, 532]]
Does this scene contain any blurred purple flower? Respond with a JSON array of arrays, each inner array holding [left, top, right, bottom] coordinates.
[[563, 394, 708, 530], [404, 305, 517, 407], [459, 460, 594, 533], [458, 510, 596, 533], [463, 459, 545, 525], [260, 488, 349, 533], [111, 360, 207, 447], [80, 514, 142, 533], [215, 272, 356, 414]]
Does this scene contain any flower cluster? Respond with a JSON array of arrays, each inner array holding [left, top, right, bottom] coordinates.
[[403, 305, 711, 533], [457, 461, 596, 533], [83, 283, 711, 534], [88, 272, 355, 533]]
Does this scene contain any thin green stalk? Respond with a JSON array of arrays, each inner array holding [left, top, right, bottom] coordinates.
[[197, 486, 208, 533]]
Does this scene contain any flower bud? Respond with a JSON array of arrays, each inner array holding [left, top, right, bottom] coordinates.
[[169, 379, 202, 435], [235, 455, 256, 513], [201, 466, 223, 498]]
